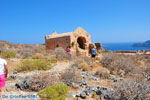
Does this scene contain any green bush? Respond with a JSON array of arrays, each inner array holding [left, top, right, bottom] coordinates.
[[50, 57, 57, 63], [38, 84, 69, 100], [1, 51, 16, 58], [16, 59, 52, 72], [32, 53, 44, 59], [103, 50, 111, 53], [79, 62, 91, 71]]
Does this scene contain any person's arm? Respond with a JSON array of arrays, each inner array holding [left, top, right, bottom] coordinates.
[[4, 64, 8, 78]]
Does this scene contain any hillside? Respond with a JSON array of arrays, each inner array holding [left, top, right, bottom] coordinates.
[[133, 40, 150, 47], [0, 40, 14, 45], [0, 40, 149, 100]]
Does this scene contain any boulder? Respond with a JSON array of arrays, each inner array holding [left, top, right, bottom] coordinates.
[[80, 92, 87, 99]]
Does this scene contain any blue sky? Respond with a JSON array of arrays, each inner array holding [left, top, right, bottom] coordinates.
[[0, 0, 150, 44]]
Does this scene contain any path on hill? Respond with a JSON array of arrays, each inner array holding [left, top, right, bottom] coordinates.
[[6, 61, 73, 93]]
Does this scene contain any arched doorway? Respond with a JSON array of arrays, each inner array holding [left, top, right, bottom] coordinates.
[[77, 37, 86, 49]]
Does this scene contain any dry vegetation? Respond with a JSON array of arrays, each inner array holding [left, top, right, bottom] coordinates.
[[16, 59, 52, 72], [1, 40, 150, 100], [110, 79, 150, 100], [37, 84, 69, 100], [100, 53, 150, 100], [61, 65, 82, 84], [100, 53, 148, 76], [16, 72, 61, 91]]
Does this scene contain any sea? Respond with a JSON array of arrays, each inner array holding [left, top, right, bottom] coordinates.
[[103, 43, 150, 51]]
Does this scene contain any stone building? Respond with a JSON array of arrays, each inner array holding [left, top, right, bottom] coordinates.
[[45, 27, 102, 56]]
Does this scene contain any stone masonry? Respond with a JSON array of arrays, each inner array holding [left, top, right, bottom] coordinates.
[[45, 27, 102, 56]]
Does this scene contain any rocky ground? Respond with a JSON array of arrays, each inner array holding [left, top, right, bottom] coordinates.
[[4, 59, 126, 100], [0, 41, 149, 100]]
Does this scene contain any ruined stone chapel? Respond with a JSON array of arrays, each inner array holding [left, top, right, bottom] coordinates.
[[45, 27, 102, 56]]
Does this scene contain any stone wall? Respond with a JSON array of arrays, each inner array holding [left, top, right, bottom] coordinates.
[[45, 36, 71, 50]]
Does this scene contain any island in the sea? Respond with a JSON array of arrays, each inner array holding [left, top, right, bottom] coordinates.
[[133, 40, 150, 47]]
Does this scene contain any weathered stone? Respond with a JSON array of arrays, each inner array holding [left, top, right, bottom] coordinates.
[[85, 89, 93, 96], [80, 92, 87, 99], [76, 93, 81, 97], [69, 91, 76, 98], [81, 80, 88, 86], [91, 76, 99, 81], [103, 95, 111, 100], [69, 82, 80, 89], [90, 86, 97, 91], [45, 27, 102, 56], [96, 90, 102, 95]]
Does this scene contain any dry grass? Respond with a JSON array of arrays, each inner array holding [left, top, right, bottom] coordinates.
[[54, 47, 71, 61], [111, 79, 150, 100], [60, 66, 82, 84], [0, 50, 16, 59], [32, 53, 45, 59], [95, 69, 110, 79], [16, 59, 52, 72], [100, 53, 146, 76], [16, 72, 60, 91], [73, 57, 92, 71]]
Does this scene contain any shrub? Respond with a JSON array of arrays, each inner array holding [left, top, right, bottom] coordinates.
[[16, 59, 52, 72], [103, 50, 111, 53], [1, 51, 16, 58], [16, 44, 46, 59], [110, 79, 150, 100], [50, 57, 57, 63], [100, 53, 141, 75], [32, 53, 44, 59], [61, 66, 82, 84], [38, 84, 69, 100], [17, 48, 35, 59], [74, 57, 91, 71], [16, 72, 60, 91], [143, 67, 150, 81], [54, 47, 71, 60], [79, 62, 90, 71], [95, 69, 110, 79]]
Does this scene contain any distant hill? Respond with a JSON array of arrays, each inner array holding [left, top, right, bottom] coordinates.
[[0, 40, 14, 46], [133, 40, 150, 47]]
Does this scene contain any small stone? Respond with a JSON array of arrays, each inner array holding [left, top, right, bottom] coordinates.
[[91, 76, 99, 81], [76, 93, 81, 97], [96, 90, 102, 95], [103, 95, 111, 100], [69, 91, 76, 98], [85, 89, 93, 96], [81, 80, 88, 86], [71, 83, 80, 89], [90, 86, 97, 91], [80, 92, 86, 99]]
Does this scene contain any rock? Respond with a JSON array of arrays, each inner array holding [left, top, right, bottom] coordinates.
[[101, 87, 107, 91], [81, 80, 88, 86], [103, 95, 111, 100], [84, 87, 93, 96], [90, 86, 97, 91], [91, 76, 99, 81], [81, 72, 90, 78], [69, 91, 76, 98], [9, 74, 24, 81], [76, 93, 81, 97], [111, 75, 124, 82], [68, 82, 80, 89], [80, 92, 86, 99], [96, 90, 102, 95], [15, 76, 31, 90]]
